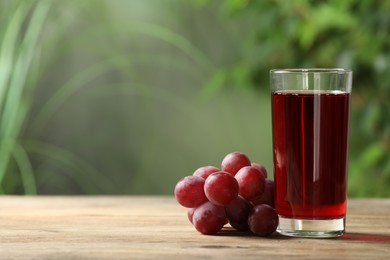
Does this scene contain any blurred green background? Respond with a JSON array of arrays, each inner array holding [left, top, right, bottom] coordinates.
[[0, 0, 389, 196]]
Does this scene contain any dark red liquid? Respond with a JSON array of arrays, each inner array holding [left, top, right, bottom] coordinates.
[[272, 90, 350, 219]]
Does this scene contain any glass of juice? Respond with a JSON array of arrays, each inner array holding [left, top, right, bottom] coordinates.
[[270, 68, 352, 238]]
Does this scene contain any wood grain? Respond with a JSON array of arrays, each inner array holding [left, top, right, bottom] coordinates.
[[0, 196, 389, 259]]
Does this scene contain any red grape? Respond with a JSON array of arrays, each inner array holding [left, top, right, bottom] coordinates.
[[225, 195, 252, 223], [251, 179, 275, 208], [193, 166, 220, 179], [204, 171, 239, 206], [248, 204, 278, 236], [192, 201, 226, 235], [235, 166, 266, 201], [175, 152, 277, 237], [225, 196, 252, 232], [187, 208, 195, 224], [229, 221, 250, 232], [251, 163, 268, 178], [174, 176, 207, 208], [221, 152, 251, 175]]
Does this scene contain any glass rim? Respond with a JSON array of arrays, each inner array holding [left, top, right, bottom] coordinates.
[[270, 68, 352, 74]]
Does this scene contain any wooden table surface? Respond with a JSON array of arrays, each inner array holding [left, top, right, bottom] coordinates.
[[0, 196, 389, 259]]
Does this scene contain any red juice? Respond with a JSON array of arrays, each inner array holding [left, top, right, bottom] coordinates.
[[272, 90, 350, 219]]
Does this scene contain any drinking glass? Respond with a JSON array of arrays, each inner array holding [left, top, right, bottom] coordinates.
[[270, 68, 352, 237]]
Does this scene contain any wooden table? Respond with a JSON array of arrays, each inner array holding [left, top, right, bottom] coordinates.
[[0, 196, 389, 259]]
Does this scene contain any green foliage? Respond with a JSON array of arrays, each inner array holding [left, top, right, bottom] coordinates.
[[0, 0, 225, 194], [0, 0, 51, 194], [0, 0, 388, 197], [202, 0, 390, 196], [0, 0, 125, 194]]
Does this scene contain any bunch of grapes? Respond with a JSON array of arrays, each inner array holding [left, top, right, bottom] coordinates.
[[174, 152, 278, 236]]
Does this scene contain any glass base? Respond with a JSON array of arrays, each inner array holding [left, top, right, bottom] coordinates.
[[277, 216, 345, 238]]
